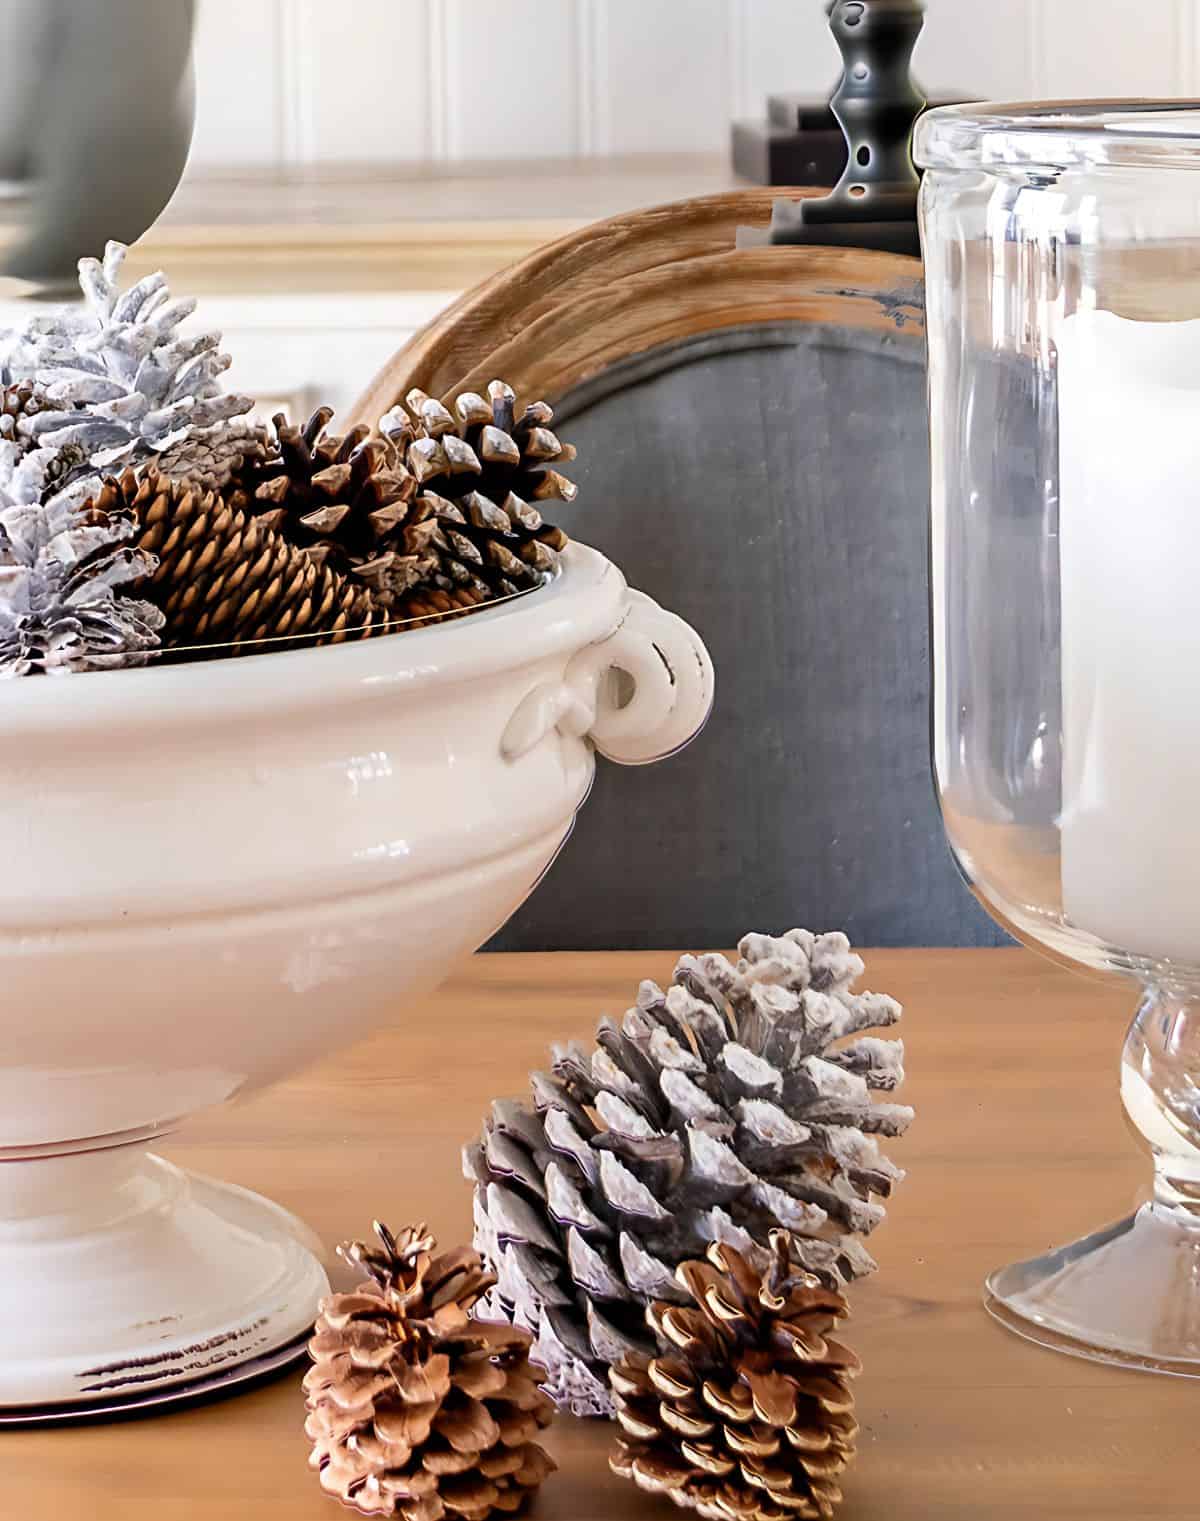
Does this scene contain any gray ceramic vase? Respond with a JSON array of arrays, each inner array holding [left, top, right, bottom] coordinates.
[[0, 0, 196, 291]]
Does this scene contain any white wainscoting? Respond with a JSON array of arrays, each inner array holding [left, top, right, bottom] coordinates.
[[197, 292, 457, 423], [189, 0, 1196, 171]]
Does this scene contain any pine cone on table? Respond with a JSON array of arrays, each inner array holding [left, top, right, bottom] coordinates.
[[609, 1233, 859, 1521], [92, 466, 382, 652], [304, 1223, 556, 1521], [464, 930, 911, 1416]]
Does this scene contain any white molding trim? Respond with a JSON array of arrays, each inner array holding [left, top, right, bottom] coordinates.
[[0, 292, 459, 335], [276, 0, 313, 169], [201, 291, 460, 331], [573, 0, 598, 156], [727, 0, 752, 122], [1026, 0, 1046, 98], [587, 0, 613, 158], [427, 0, 452, 161], [1178, 0, 1199, 94]]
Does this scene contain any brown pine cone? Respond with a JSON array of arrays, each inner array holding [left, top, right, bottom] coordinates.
[[229, 407, 440, 614], [377, 381, 572, 616], [228, 388, 572, 626], [305, 1223, 556, 1521], [158, 415, 275, 493], [383, 381, 577, 505], [92, 466, 382, 652], [609, 1233, 860, 1521]]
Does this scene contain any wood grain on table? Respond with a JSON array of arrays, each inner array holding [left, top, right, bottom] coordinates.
[[6, 949, 1179, 1520]]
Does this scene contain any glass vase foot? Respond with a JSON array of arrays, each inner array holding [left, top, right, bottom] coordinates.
[[985, 1203, 1200, 1377]]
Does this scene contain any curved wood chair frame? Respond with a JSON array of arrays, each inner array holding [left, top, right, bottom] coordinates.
[[347, 191, 925, 424]]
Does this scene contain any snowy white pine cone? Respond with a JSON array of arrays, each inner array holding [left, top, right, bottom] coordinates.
[[464, 929, 913, 1416], [0, 496, 163, 676], [0, 241, 256, 500], [0, 386, 164, 676]]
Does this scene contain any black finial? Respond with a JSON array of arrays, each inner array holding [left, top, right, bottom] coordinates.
[[753, 0, 926, 256]]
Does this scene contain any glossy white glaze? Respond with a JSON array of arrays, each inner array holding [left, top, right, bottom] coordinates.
[[0, 542, 713, 1408]]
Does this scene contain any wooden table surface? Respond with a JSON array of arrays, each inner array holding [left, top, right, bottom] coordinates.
[[7, 948, 1186, 1520]]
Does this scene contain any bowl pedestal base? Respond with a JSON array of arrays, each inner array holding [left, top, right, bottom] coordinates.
[[0, 1146, 328, 1414]]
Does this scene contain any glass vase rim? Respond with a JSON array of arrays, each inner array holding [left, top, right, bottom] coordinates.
[[915, 99, 1200, 173]]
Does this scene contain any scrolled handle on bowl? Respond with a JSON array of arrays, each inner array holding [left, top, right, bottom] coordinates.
[[501, 590, 714, 766]]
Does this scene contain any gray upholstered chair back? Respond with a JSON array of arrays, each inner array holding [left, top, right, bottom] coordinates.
[[490, 321, 1003, 950]]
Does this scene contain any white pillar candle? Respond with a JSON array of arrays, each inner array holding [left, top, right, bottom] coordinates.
[[1059, 310, 1200, 963]]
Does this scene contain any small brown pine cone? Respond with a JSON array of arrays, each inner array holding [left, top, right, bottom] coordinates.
[[305, 1224, 556, 1521], [377, 381, 572, 613], [92, 466, 383, 652], [609, 1233, 860, 1521], [229, 408, 439, 614]]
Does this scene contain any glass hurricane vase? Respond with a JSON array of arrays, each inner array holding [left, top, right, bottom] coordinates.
[[917, 101, 1200, 1374]]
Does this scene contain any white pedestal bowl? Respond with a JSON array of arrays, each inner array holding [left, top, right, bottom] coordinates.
[[0, 544, 713, 1415]]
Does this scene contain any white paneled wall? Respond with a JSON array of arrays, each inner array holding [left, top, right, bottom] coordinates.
[[190, 0, 1196, 170], [443, 1, 578, 158]]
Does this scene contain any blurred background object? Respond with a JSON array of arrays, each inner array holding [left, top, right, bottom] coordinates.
[[746, 0, 927, 254], [0, 0, 194, 292], [0, 1, 1186, 418]]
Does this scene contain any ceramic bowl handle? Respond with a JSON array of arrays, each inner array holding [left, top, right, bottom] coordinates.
[[501, 590, 714, 766]]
